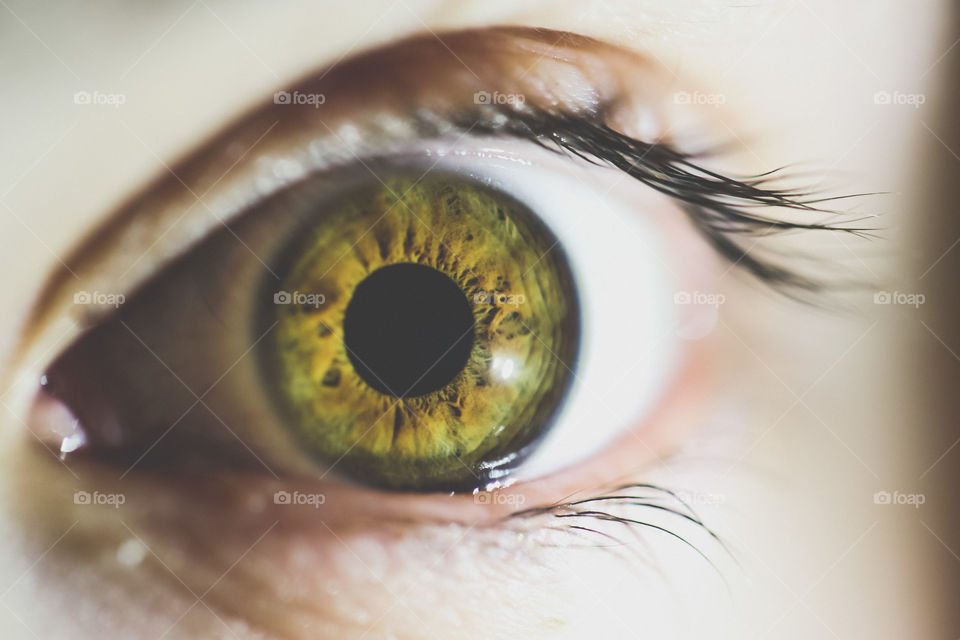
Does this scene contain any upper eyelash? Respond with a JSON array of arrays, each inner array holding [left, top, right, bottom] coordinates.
[[423, 104, 872, 298]]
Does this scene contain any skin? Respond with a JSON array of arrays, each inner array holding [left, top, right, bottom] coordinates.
[[0, 1, 953, 638]]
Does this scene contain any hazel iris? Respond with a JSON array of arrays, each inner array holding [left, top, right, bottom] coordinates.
[[264, 172, 579, 490]]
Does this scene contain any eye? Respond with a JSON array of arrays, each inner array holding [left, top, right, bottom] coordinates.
[[21, 28, 839, 500], [36, 135, 682, 492]]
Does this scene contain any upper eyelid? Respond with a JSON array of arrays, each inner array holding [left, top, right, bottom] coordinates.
[[4, 28, 674, 387]]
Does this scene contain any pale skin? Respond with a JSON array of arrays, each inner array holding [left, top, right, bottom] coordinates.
[[0, 1, 953, 639]]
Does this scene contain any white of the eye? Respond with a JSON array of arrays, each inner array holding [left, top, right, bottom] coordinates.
[[427, 141, 682, 485]]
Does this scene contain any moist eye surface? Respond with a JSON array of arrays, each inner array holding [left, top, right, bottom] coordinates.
[[262, 172, 581, 491]]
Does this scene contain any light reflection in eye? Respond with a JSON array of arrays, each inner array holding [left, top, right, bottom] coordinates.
[[490, 355, 517, 382]]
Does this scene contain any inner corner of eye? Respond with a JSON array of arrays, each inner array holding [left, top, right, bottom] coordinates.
[[257, 171, 582, 492]]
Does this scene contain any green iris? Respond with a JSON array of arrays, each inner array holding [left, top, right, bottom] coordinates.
[[262, 173, 579, 490]]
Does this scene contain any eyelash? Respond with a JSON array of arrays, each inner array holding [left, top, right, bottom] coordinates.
[[433, 103, 868, 297], [507, 482, 731, 571]]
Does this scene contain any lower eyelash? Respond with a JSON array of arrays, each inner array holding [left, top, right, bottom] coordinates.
[[506, 483, 733, 578]]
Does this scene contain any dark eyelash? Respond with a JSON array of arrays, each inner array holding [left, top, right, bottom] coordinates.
[[506, 483, 733, 576], [434, 104, 872, 298]]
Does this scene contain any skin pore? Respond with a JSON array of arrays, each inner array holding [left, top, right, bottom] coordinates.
[[0, 1, 950, 638]]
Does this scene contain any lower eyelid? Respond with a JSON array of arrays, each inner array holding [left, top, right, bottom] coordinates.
[[29, 331, 708, 540], [11, 439, 724, 640]]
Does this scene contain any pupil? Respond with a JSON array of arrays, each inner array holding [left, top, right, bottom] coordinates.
[[343, 263, 475, 397]]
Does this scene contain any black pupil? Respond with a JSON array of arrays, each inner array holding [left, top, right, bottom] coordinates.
[[343, 263, 475, 397]]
